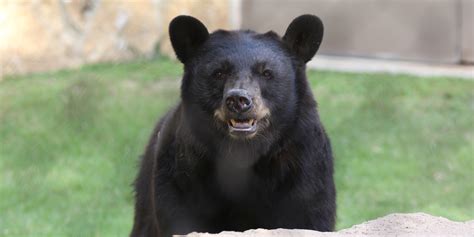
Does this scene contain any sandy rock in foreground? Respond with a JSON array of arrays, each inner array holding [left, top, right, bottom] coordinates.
[[339, 213, 473, 236], [182, 213, 474, 237]]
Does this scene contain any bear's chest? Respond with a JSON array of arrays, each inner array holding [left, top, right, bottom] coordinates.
[[214, 147, 261, 201]]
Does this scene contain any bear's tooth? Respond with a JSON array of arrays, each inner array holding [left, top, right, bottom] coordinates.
[[230, 119, 237, 126]]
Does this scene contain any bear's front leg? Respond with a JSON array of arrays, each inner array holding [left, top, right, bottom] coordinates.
[[154, 172, 220, 236]]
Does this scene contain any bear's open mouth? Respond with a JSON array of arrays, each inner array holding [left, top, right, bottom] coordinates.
[[227, 118, 257, 134]]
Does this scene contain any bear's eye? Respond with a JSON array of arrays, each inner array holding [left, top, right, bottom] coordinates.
[[262, 69, 273, 79], [212, 70, 226, 80]]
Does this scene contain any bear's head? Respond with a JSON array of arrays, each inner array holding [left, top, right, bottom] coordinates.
[[169, 15, 323, 140]]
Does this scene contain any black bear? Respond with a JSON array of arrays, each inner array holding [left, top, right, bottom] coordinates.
[[131, 14, 336, 237]]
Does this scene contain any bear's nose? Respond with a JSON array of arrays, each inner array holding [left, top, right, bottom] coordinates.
[[225, 89, 253, 113]]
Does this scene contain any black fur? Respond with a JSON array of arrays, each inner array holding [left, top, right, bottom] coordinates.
[[283, 14, 324, 63], [131, 15, 336, 237], [169, 16, 209, 63]]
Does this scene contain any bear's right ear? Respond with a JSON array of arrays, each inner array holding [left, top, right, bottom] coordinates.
[[169, 15, 209, 63]]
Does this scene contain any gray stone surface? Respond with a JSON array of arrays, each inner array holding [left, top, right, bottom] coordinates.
[[181, 213, 474, 236], [308, 55, 474, 79]]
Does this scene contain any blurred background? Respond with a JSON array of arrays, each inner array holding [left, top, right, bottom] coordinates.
[[1, 0, 473, 76], [0, 0, 473, 236]]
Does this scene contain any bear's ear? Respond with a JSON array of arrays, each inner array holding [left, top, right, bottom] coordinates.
[[283, 14, 324, 63], [169, 15, 209, 63]]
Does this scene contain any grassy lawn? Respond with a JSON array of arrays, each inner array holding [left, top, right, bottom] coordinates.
[[1, 57, 473, 236]]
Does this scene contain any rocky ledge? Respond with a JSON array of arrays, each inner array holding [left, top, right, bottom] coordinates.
[[181, 213, 474, 237]]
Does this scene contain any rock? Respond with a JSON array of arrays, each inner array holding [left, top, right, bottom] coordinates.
[[180, 213, 474, 236], [339, 213, 473, 236], [0, 0, 230, 78]]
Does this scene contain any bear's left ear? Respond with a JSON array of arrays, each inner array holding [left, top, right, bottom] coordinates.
[[169, 15, 209, 63], [283, 14, 324, 63]]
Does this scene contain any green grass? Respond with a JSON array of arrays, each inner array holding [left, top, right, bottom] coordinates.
[[1, 57, 473, 235]]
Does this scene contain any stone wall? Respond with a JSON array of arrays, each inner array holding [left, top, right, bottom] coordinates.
[[0, 0, 231, 77]]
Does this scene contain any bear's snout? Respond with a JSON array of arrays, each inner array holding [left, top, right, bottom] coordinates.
[[225, 89, 253, 114]]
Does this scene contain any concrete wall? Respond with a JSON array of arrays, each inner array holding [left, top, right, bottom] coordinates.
[[242, 0, 474, 64], [462, 0, 474, 63]]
